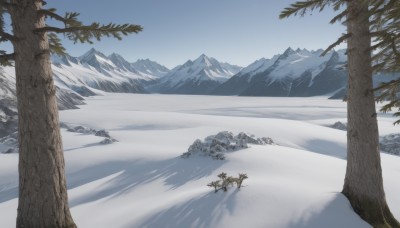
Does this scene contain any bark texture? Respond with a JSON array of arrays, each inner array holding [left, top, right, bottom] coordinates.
[[343, 1, 399, 227], [9, 0, 76, 227]]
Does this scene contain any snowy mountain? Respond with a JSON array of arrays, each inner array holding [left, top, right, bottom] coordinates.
[[132, 59, 170, 78], [50, 48, 171, 96], [2, 49, 171, 101], [212, 48, 348, 97], [148, 54, 242, 94]]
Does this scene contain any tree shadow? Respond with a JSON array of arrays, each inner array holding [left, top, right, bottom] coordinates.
[[67, 156, 225, 207], [287, 193, 368, 228], [303, 139, 347, 159], [134, 190, 239, 228]]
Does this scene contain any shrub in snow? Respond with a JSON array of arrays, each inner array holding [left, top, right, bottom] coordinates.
[[99, 137, 118, 145], [380, 134, 400, 155], [182, 131, 274, 160], [330, 121, 347, 131], [207, 172, 248, 193]]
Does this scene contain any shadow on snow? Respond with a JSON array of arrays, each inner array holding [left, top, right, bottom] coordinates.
[[135, 190, 239, 228], [67, 156, 225, 207]]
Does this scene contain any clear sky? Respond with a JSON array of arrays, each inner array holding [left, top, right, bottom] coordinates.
[[31, 1, 347, 68]]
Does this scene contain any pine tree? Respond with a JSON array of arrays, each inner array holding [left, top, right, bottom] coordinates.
[[0, 0, 142, 227], [280, 1, 400, 227]]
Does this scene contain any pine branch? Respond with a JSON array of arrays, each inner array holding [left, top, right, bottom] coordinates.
[[48, 33, 66, 56], [330, 9, 348, 24], [35, 23, 143, 44], [321, 33, 351, 56], [279, 0, 337, 19]]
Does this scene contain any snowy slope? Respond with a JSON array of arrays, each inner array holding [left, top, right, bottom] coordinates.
[[213, 48, 347, 96], [266, 48, 342, 81], [148, 54, 242, 94], [1, 94, 399, 228]]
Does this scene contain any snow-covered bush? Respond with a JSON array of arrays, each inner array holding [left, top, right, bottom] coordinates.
[[207, 172, 248, 193], [182, 131, 274, 160], [380, 134, 400, 155]]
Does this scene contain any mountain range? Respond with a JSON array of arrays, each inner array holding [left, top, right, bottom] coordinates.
[[3, 47, 397, 105], [212, 48, 347, 97], [147, 54, 242, 94], [1, 47, 399, 137]]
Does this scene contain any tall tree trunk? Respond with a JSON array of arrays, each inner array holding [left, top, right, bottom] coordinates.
[[10, 1, 76, 227], [343, 1, 399, 227]]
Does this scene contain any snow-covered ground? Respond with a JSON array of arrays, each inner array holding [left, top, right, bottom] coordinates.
[[1, 94, 399, 228]]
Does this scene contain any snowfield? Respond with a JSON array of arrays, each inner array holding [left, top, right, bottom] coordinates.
[[1, 94, 399, 228]]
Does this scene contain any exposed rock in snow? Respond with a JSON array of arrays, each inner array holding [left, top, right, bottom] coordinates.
[[68, 125, 97, 134], [182, 131, 274, 160], [380, 134, 400, 155], [330, 121, 347, 131], [62, 123, 118, 145]]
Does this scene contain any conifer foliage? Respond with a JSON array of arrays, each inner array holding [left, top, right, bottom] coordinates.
[[0, 0, 142, 227]]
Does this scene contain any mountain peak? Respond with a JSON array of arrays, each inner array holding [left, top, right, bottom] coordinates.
[[109, 52, 123, 58], [193, 54, 215, 68], [196, 54, 210, 61], [283, 47, 296, 56], [80, 48, 107, 60]]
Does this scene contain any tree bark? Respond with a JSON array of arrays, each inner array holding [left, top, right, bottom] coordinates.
[[9, 0, 76, 227], [343, 1, 399, 227]]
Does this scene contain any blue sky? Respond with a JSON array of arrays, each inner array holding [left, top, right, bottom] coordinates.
[[21, 1, 346, 68]]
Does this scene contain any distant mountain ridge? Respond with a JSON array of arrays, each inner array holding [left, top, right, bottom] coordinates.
[[51, 48, 170, 96], [3, 47, 397, 104], [212, 48, 348, 97], [147, 54, 242, 94]]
